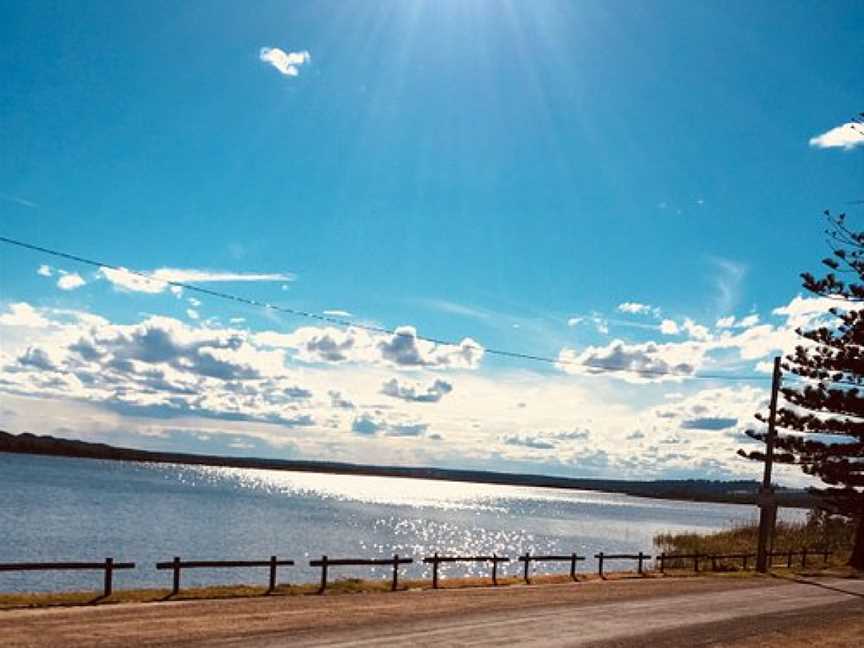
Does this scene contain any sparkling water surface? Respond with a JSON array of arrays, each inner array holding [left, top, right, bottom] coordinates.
[[0, 453, 805, 592]]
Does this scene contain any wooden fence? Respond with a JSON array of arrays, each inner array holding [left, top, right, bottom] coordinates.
[[155, 557, 295, 595], [422, 553, 511, 588], [657, 548, 831, 573], [594, 552, 650, 578], [516, 553, 586, 583], [310, 555, 412, 593], [0, 559, 135, 597], [7, 546, 830, 597]]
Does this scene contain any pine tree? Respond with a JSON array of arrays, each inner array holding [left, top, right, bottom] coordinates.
[[740, 210, 864, 569]]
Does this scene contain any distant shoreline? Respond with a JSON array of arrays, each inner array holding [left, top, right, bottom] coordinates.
[[0, 430, 813, 508]]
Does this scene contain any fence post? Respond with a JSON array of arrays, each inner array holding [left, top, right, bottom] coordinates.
[[103, 558, 114, 597], [711, 555, 717, 572], [319, 555, 328, 594], [268, 555, 277, 593], [391, 554, 399, 592], [742, 554, 749, 571], [694, 555, 700, 573], [597, 552, 604, 578], [492, 554, 498, 586], [787, 550, 793, 569], [172, 557, 181, 596], [570, 553, 577, 581], [432, 553, 439, 589], [637, 552, 644, 575], [523, 553, 530, 584], [801, 549, 808, 568]]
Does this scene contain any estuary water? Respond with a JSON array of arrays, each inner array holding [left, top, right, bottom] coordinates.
[[0, 453, 805, 592]]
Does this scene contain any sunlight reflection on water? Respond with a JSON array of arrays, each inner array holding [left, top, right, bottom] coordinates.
[[0, 454, 806, 591]]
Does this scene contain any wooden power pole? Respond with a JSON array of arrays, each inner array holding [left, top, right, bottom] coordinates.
[[756, 356, 782, 573]]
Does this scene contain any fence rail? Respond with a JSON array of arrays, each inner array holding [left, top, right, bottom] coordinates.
[[422, 553, 511, 588], [309, 555, 412, 593], [155, 556, 295, 595], [4, 545, 834, 599], [594, 552, 650, 578], [0, 559, 134, 597], [516, 553, 586, 583], [657, 548, 831, 573]]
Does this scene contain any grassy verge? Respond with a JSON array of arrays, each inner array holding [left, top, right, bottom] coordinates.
[[654, 511, 855, 570], [0, 570, 678, 610]]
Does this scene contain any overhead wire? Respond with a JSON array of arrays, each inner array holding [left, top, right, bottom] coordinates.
[[0, 233, 813, 384]]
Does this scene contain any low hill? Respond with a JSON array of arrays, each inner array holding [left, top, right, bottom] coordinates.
[[0, 430, 813, 507]]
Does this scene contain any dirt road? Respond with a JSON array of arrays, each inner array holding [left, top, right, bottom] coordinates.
[[2, 576, 863, 647]]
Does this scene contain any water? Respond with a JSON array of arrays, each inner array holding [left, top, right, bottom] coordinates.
[[0, 453, 805, 593]]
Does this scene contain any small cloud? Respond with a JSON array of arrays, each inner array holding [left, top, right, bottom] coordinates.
[[381, 378, 453, 403], [567, 317, 583, 327], [618, 302, 650, 315], [809, 121, 864, 150], [736, 314, 759, 328], [715, 315, 735, 329], [0, 193, 37, 208], [186, 309, 200, 320], [682, 318, 710, 341], [323, 309, 352, 318], [592, 315, 609, 335], [617, 302, 661, 318], [659, 319, 680, 335], [259, 47, 311, 77], [188, 297, 201, 307], [57, 272, 86, 291], [37, 265, 53, 277], [99, 266, 295, 294]]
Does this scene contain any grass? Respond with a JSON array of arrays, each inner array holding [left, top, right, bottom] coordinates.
[[0, 570, 675, 610], [654, 510, 856, 571]]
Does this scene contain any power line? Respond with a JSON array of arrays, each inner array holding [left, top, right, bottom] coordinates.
[[0, 234, 774, 382]]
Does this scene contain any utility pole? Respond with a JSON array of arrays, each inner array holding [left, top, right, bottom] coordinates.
[[756, 356, 782, 573]]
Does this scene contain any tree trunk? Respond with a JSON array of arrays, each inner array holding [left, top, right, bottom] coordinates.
[[850, 509, 864, 571]]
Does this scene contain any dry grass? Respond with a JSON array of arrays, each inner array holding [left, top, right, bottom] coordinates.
[[0, 569, 679, 610], [654, 510, 855, 570]]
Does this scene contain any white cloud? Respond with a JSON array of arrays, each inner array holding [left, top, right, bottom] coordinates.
[[151, 268, 295, 284], [256, 324, 484, 370], [37, 265, 53, 277], [259, 47, 311, 77], [323, 310, 352, 318], [592, 315, 609, 335], [716, 314, 760, 329], [809, 121, 864, 150], [617, 302, 660, 317], [557, 339, 706, 383], [99, 267, 164, 293], [57, 273, 86, 291], [381, 377, 453, 403], [716, 316, 735, 329], [567, 317, 583, 327], [2, 294, 848, 484], [659, 319, 680, 335], [99, 266, 295, 294], [710, 257, 747, 315], [186, 309, 200, 320], [0, 303, 50, 327], [682, 318, 711, 341]]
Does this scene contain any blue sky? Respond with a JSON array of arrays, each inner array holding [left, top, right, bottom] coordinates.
[[1, 1, 863, 484]]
